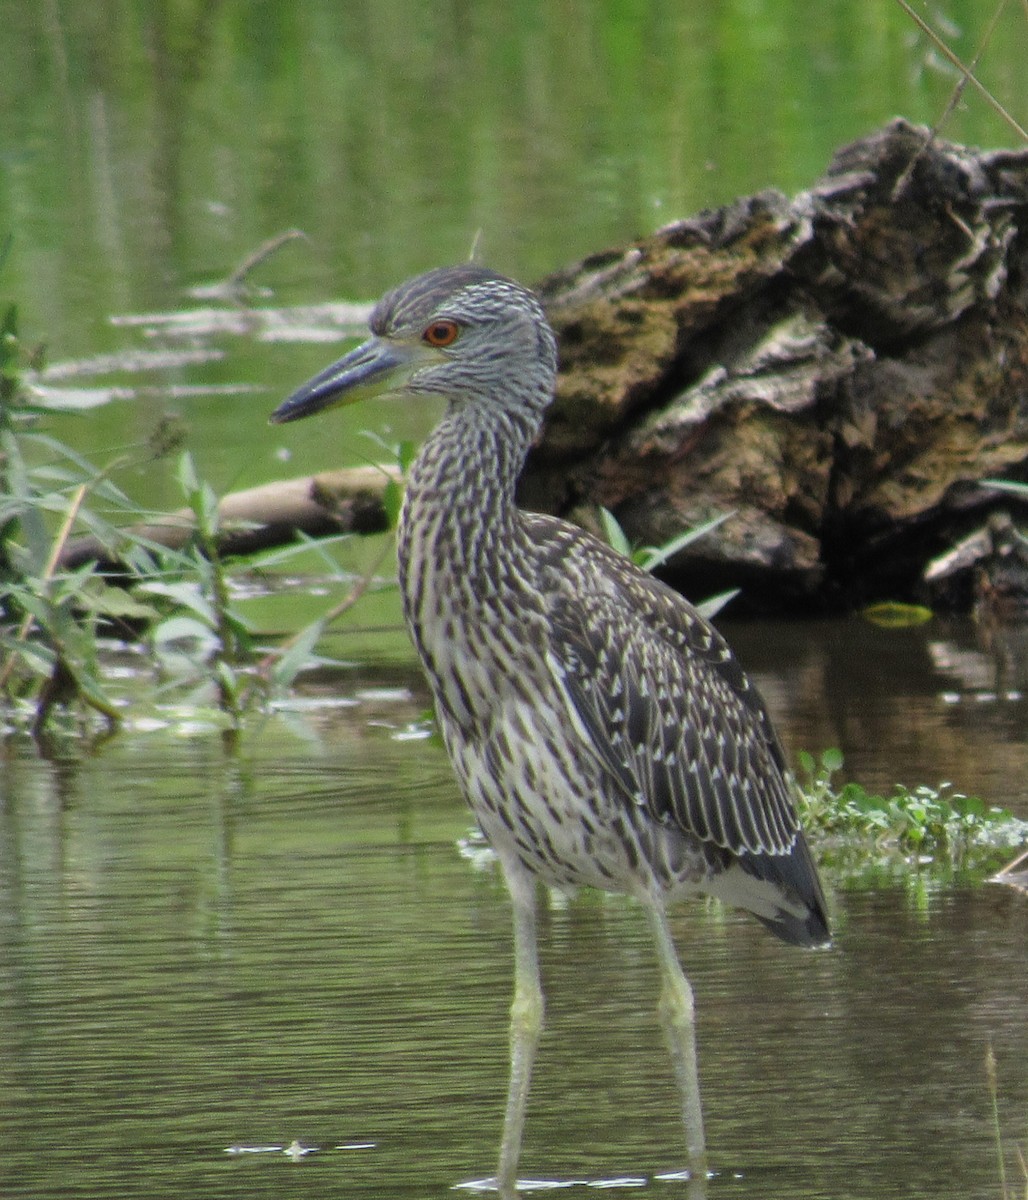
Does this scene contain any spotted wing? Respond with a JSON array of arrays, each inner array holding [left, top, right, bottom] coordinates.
[[530, 517, 801, 858]]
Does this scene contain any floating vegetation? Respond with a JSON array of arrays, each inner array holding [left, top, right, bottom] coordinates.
[[796, 748, 1028, 886], [861, 601, 934, 628]]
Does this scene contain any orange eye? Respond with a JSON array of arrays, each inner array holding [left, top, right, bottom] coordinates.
[[423, 319, 460, 347]]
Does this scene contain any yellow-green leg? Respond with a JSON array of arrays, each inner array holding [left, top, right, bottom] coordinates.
[[496, 878, 544, 1198], [645, 901, 709, 1190]]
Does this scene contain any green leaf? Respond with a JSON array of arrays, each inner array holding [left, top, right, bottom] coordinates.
[[861, 601, 933, 628], [695, 588, 738, 620], [636, 511, 733, 572], [77, 581, 161, 622], [599, 508, 632, 558], [0, 429, 51, 571], [214, 659, 241, 700], [982, 479, 1028, 499], [152, 615, 217, 650], [20, 433, 105, 478], [176, 451, 199, 497], [382, 476, 404, 528], [139, 580, 216, 626], [269, 619, 326, 692], [0, 302, 18, 379], [822, 747, 844, 773], [197, 481, 220, 533], [245, 531, 351, 570]]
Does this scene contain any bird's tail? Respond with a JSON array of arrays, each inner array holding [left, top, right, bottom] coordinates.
[[710, 834, 831, 948]]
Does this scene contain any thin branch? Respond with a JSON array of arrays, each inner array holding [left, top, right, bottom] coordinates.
[[893, 0, 1028, 141], [893, 0, 1010, 196], [226, 229, 308, 292]]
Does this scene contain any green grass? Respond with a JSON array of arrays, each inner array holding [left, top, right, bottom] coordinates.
[[985, 1043, 1028, 1200]]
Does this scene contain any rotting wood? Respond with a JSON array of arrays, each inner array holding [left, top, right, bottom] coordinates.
[[59, 120, 1028, 614], [523, 118, 1028, 613], [57, 466, 399, 574]]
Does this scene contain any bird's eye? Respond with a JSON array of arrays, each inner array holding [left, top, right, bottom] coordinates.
[[423, 319, 460, 347]]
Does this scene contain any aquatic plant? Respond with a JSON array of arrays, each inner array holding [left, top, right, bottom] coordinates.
[[0, 279, 151, 733], [0, 259, 349, 735], [599, 506, 739, 618], [0, 422, 354, 735], [985, 1044, 1027, 1200], [796, 748, 1028, 882]]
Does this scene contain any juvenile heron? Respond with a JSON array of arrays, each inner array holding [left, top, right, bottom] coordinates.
[[270, 265, 829, 1194]]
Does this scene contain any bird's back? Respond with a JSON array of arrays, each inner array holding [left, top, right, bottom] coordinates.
[[524, 513, 829, 946]]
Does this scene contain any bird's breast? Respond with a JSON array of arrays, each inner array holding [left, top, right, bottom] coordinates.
[[395, 492, 708, 897]]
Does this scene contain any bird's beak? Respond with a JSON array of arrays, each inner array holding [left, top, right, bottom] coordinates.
[[270, 336, 421, 424]]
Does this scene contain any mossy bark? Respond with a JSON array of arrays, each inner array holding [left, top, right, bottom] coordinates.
[[59, 120, 1028, 614], [523, 119, 1028, 613]]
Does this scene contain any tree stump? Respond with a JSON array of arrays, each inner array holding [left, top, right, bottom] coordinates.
[[56, 120, 1028, 617], [523, 118, 1028, 613]]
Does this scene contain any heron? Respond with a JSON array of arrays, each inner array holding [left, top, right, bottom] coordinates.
[[270, 264, 830, 1195]]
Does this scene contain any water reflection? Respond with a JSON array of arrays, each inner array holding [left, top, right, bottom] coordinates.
[[727, 615, 1028, 816], [1, 622, 1026, 1200]]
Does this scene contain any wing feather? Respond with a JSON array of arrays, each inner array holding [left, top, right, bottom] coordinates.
[[528, 515, 800, 857]]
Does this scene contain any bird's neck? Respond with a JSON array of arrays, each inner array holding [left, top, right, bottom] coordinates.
[[399, 402, 536, 580], [397, 402, 541, 721]]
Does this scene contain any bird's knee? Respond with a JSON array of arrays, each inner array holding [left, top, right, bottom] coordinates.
[[510, 987, 544, 1039], [658, 979, 696, 1032]]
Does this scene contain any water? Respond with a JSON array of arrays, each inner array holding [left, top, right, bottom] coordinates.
[[2, 618, 1026, 1200], [2, 5, 1027, 1197]]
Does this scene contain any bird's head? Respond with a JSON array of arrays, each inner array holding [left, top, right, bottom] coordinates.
[[270, 265, 558, 427]]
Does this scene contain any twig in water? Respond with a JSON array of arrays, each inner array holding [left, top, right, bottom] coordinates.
[[986, 1045, 1009, 1199], [226, 229, 309, 293]]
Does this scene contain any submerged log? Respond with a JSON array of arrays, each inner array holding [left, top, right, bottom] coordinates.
[[525, 118, 1028, 613], [57, 466, 399, 574], [924, 511, 1028, 620]]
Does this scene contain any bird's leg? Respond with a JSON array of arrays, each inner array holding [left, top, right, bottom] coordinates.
[[496, 874, 544, 1198], [645, 901, 708, 1188]]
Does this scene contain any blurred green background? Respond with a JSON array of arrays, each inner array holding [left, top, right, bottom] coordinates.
[[1, 0, 1025, 499]]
